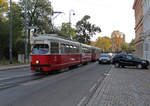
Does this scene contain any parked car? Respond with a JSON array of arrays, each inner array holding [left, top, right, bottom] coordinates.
[[98, 54, 112, 64], [112, 53, 149, 69]]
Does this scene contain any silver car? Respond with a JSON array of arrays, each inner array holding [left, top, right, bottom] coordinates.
[[98, 54, 112, 64]]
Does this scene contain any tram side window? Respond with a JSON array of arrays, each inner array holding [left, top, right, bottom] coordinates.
[[65, 45, 70, 53], [69, 45, 79, 54], [51, 42, 59, 54], [61, 44, 79, 54], [76, 46, 80, 53], [70, 45, 74, 53], [82, 47, 86, 53], [74, 46, 79, 53], [88, 48, 91, 53], [60, 44, 65, 54]]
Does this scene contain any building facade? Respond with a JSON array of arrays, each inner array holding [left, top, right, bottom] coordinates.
[[142, 0, 150, 61], [133, 0, 144, 58], [111, 30, 125, 52]]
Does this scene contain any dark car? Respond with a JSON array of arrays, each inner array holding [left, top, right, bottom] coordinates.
[[98, 54, 112, 64], [112, 53, 149, 69]]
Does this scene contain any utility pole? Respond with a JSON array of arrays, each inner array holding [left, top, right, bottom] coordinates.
[[9, 0, 12, 64], [51, 11, 64, 32], [24, 0, 28, 63], [69, 10, 75, 40]]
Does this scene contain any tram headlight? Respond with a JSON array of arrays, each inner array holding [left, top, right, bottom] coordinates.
[[36, 60, 40, 64]]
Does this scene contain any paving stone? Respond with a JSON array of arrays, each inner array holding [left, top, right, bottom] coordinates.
[[87, 67, 150, 106]]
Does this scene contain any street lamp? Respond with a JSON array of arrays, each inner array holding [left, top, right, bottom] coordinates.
[[9, 0, 12, 64], [69, 9, 75, 40], [24, 0, 28, 63]]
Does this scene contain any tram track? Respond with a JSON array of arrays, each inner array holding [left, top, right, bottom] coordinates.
[[0, 62, 107, 92], [0, 62, 86, 91], [0, 73, 48, 91], [0, 62, 112, 106], [0, 66, 75, 91]]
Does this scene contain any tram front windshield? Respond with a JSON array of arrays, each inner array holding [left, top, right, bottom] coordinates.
[[32, 44, 49, 54]]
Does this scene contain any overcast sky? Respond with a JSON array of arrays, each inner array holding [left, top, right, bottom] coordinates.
[[51, 0, 135, 43], [14, 0, 135, 43]]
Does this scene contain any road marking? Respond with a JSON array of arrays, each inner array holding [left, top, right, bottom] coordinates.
[[97, 78, 101, 82], [104, 73, 110, 76], [77, 96, 87, 106], [132, 87, 145, 106], [89, 84, 97, 92]]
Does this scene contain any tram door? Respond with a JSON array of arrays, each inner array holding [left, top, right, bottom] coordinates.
[[50, 42, 60, 64]]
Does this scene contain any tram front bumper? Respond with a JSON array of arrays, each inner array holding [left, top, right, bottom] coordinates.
[[31, 64, 51, 72]]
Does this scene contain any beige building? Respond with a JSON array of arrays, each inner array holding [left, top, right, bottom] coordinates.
[[133, 0, 144, 58], [142, 0, 150, 61], [111, 30, 125, 52]]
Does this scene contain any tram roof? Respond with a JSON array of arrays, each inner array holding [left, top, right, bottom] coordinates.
[[33, 34, 80, 45], [32, 34, 101, 50]]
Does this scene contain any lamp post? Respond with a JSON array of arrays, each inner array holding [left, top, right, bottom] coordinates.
[[24, 0, 28, 63], [9, 0, 12, 64], [69, 9, 75, 40]]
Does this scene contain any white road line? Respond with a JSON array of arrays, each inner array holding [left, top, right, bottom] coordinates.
[[77, 96, 87, 106], [104, 73, 110, 76], [89, 83, 97, 92], [97, 78, 101, 82]]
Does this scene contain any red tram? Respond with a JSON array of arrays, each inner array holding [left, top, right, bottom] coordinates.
[[30, 34, 101, 72]]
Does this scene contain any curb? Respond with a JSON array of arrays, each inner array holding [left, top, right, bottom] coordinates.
[[0, 64, 30, 71], [87, 66, 113, 106]]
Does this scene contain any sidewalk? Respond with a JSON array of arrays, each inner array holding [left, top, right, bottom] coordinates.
[[0, 64, 30, 71], [87, 67, 150, 106]]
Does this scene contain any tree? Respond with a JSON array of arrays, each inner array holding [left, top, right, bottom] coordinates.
[[128, 39, 135, 53], [0, 0, 9, 59], [120, 42, 129, 53], [19, 0, 53, 51], [90, 41, 95, 46], [0, 20, 9, 59], [95, 36, 112, 52], [0, 0, 7, 7], [59, 22, 76, 39], [0, 2, 24, 60], [129, 39, 135, 49], [75, 15, 101, 44], [0, 0, 8, 21], [11, 3, 24, 57]]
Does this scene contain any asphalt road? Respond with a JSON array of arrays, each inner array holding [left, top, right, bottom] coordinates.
[[0, 62, 111, 106], [0, 68, 32, 80]]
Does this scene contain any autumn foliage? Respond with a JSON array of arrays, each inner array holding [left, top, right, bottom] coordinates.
[[111, 30, 125, 52], [95, 36, 112, 52], [90, 41, 95, 46], [0, 0, 8, 20], [95, 30, 135, 53]]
